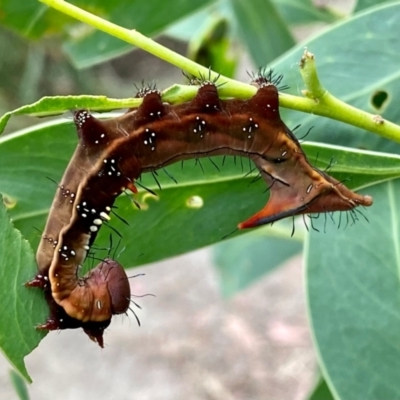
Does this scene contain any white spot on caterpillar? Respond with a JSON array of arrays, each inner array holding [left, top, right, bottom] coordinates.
[[106, 206, 111, 211], [84, 245, 90, 251], [100, 211, 110, 220], [70, 250, 76, 256], [186, 195, 204, 209], [90, 225, 98, 232], [96, 300, 102, 309], [93, 218, 102, 225], [101, 133, 105, 138], [82, 213, 87, 218], [307, 184, 313, 194], [281, 151, 287, 157]]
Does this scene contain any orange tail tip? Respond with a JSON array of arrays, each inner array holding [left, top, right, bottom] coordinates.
[[238, 183, 373, 229]]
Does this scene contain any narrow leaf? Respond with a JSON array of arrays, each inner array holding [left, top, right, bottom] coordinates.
[[229, 0, 295, 65], [305, 180, 400, 399], [0, 197, 47, 383]]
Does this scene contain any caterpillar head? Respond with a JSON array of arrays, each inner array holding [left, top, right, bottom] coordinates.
[[58, 259, 131, 324]]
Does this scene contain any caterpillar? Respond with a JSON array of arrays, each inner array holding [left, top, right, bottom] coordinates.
[[28, 71, 373, 346]]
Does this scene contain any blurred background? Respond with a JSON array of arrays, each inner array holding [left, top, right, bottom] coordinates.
[[0, 0, 354, 399]]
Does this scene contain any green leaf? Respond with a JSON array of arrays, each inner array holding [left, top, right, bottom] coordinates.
[[9, 369, 30, 400], [305, 180, 400, 399], [0, 196, 48, 383], [0, 95, 138, 135], [272, 0, 340, 25], [63, 0, 216, 68], [229, 0, 295, 65], [354, 0, 394, 13], [307, 377, 335, 400], [273, 2, 400, 153], [165, 4, 217, 42], [302, 142, 400, 190], [213, 226, 303, 297], [188, 17, 238, 78], [0, 0, 72, 39]]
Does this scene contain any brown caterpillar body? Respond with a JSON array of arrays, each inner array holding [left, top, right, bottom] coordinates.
[[100, 79, 373, 227], [28, 73, 373, 346]]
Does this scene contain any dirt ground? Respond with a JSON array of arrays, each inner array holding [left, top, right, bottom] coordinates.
[[0, 249, 317, 400]]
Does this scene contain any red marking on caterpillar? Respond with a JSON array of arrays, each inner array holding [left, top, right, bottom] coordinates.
[[28, 70, 373, 346]]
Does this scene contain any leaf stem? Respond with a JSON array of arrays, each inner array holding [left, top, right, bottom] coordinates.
[[296, 50, 400, 143], [32, 0, 400, 144]]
